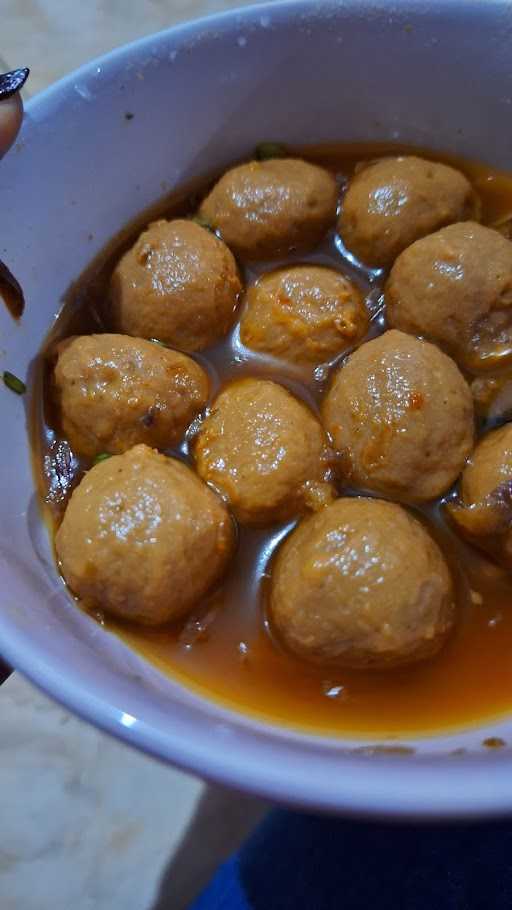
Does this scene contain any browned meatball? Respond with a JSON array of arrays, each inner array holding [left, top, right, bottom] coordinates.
[[56, 444, 234, 625], [471, 374, 512, 423], [110, 219, 242, 351], [322, 330, 474, 501], [239, 265, 368, 366], [53, 333, 209, 458], [194, 378, 333, 525], [462, 423, 512, 504], [447, 423, 512, 570], [200, 159, 338, 259], [338, 156, 478, 267], [270, 497, 455, 669], [386, 222, 512, 371]]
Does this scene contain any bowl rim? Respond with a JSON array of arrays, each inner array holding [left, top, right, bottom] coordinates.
[[4, 0, 512, 821]]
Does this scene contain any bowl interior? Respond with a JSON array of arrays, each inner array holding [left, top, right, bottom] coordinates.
[[2, 0, 512, 818]]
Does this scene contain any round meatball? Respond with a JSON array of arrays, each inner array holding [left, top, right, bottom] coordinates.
[[270, 497, 455, 669], [53, 334, 209, 458], [462, 423, 512, 506], [200, 159, 338, 259], [110, 219, 242, 351], [471, 374, 512, 422], [56, 444, 234, 625], [194, 378, 333, 525], [322, 330, 474, 501], [338, 156, 478, 267], [448, 424, 512, 568], [239, 265, 368, 366], [386, 222, 512, 371]]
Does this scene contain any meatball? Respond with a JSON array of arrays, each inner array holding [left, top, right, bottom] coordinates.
[[386, 222, 512, 371], [338, 155, 478, 267], [322, 330, 474, 501], [239, 265, 368, 366], [53, 334, 209, 458], [462, 423, 512, 506], [447, 424, 512, 569], [55, 444, 234, 625], [110, 219, 242, 352], [194, 378, 333, 525], [270, 497, 455, 668], [471, 374, 512, 422], [200, 159, 338, 260]]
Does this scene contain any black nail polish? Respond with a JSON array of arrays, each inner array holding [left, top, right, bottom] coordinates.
[[0, 68, 30, 100]]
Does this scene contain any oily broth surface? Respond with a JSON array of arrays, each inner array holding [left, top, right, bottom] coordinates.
[[31, 143, 512, 736]]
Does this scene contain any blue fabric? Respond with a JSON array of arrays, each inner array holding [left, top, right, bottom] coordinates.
[[190, 810, 512, 909], [192, 856, 246, 910]]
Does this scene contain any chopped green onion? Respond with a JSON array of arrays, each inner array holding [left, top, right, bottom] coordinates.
[[3, 370, 26, 395], [93, 452, 112, 465], [191, 214, 215, 233], [255, 142, 287, 161]]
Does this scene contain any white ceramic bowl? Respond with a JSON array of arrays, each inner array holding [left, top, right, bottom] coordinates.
[[2, 0, 512, 819]]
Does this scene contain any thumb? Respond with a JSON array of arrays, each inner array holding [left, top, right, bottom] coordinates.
[[0, 68, 29, 157]]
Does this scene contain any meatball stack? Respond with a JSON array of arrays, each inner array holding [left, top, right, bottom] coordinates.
[[53, 147, 512, 674], [55, 157, 340, 629]]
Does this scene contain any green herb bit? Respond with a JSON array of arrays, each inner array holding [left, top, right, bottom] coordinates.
[[255, 142, 287, 161], [3, 370, 26, 395], [191, 214, 215, 233], [93, 452, 112, 465]]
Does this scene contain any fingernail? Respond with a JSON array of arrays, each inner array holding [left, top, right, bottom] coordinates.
[[0, 68, 30, 100]]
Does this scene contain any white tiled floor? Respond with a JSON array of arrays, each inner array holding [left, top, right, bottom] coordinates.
[[1, 674, 202, 910], [3, 0, 264, 95], [1, 3, 275, 907], [0, 674, 269, 909]]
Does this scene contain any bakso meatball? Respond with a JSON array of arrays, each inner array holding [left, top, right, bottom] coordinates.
[[338, 155, 478, 267], [53, 334, 209, 458], [110, 218, 242, 351], [386, 222, 512, 371], [200, 159, 338, 259], [447, 423, 512, 569], [270, 497, 455, 668], [194, 378, 333, 525], [462, 423, 512, 506], [239, 265, 368, 366], [471, 374, 512, 422], [56, 444, 234, 625], [322, 330, 474, 501]]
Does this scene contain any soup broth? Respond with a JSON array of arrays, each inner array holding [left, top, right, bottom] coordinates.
[[31, 143, 512, 736]]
